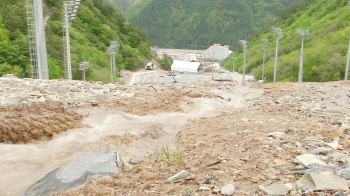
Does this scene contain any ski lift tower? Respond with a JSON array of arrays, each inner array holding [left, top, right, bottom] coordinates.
[[63, 0, 81, 80], [26, 0, 49, 79]]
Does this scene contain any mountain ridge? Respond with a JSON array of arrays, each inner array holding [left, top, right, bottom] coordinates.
[[222, 0, 349, 82], [0, 0, 151, 82], [126, 0, 304, 49]]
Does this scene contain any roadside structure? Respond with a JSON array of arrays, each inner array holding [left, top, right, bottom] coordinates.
[[171, 60, 204, 74]]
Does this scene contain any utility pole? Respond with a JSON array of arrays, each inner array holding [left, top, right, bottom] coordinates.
[[63, 0, 81, 80], [297, 29, 309, 82], [272, 27, 283, 83], [239, 40, 248, 86], [261, 38, 268, 81], [232, 56, 236, 73]]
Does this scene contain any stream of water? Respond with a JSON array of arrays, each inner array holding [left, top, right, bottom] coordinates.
[[0, 87, 263, 195]]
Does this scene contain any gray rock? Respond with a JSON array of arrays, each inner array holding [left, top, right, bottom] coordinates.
[[331, 121, 342, 127], [268, 132, 285, 139], [296, 172, 349, 191], [24, 152, 122, 196], [69, 86, 81, 92], [296, 154, 327, 167], [309, 147, 333, 155], [282, 143, 293, 150], [1, 97, 27, 105], [199, 185, 211, 191], [263, 184, 289, 195], [337, 169, 350, 180], [221, 184, 235, 196], [164, 170, 189, 184]]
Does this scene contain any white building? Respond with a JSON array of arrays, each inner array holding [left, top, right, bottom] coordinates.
[[171, 60, 204, 74], [202, 43, 233, 61], [184, 53, 198, 62]]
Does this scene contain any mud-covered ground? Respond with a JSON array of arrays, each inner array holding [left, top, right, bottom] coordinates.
[[50, 81, 350, 196]]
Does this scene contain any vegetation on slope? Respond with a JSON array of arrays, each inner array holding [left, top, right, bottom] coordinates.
[[0, 0, 151, 82], [127, 0, 304, 49], [107, 0, 145, 13], [222, 0, 349, 82]]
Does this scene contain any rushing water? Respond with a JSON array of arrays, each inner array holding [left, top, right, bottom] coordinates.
[[0, 87, 263, 195]]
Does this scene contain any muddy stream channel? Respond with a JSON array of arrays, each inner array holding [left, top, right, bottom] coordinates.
[[0, 87, 263, 195]]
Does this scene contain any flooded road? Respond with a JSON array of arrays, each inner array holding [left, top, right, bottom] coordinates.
[[0, 86, 263, 195]]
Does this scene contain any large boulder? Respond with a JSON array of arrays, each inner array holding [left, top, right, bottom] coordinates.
[[24, 151, 127, 196]]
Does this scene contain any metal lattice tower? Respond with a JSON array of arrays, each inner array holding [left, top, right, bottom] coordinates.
[[62, 24, 67, 79], [26, 0, 38, 79]]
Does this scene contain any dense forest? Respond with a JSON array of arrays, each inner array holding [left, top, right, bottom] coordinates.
[[107, 0, 145, 13], [0, 0, 151, 82], [126, 0, 304, 49], [222, 0, 349, 82]]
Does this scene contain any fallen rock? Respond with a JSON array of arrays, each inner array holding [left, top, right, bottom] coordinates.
[[164, 170, 189, 184], [268, 132, 285, 139], [24, 152, 123, 196], [331, 121, 342, 127], [263, 184, 289, 195], [296, 154, 327, 167], [309, 147, 333, 155], [1, 97, 27, 104], [221, 184, 235, 196], [296, 172, 349, 191], [337, 169, 350, 180], [326, 137, 340, 150]]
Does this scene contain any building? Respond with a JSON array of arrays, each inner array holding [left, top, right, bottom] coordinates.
[[184, 53, 198, 62], [202, 43, 233, 61], [171, 60, 204, 74]]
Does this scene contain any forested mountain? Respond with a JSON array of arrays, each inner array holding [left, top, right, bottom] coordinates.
[[107, 0, 145, 13], [222, 0, 349, 82], [0, 0, 151, 82], [126, 0, 304, 49]]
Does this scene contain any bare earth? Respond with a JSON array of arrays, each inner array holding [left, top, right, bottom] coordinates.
[[49, 81, 350, 196], [1, 75, 350, 195]]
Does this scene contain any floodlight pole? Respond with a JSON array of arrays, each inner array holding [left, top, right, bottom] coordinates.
[[239, 40, 247, 86], [346, 1, 350, 80], [298, 29, 309, 83], [346, 38, 350, 80], [272, 27, 283, 83], [261, 39, 268, 81], [232, 56, 236, 72], [109, 51, 113, 83], [64, 3, 72, 80]]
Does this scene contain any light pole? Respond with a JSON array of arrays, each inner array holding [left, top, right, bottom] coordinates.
[[261, 38, 268, 81], [239, 40, 247, 86], [297, 29, 309, 83], [232, 56, 236, 72], [272, 27, 283, 83], [79, 61, 90, 81], [107, 41, 120, 83], [345, 0, 350, 80], [63, 0, 81, 80]]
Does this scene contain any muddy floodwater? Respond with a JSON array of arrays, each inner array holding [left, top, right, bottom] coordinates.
[[0, 87, 263, 196]]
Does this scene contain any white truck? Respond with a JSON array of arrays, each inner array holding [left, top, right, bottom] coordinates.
[[145, 62, 156, 70]]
